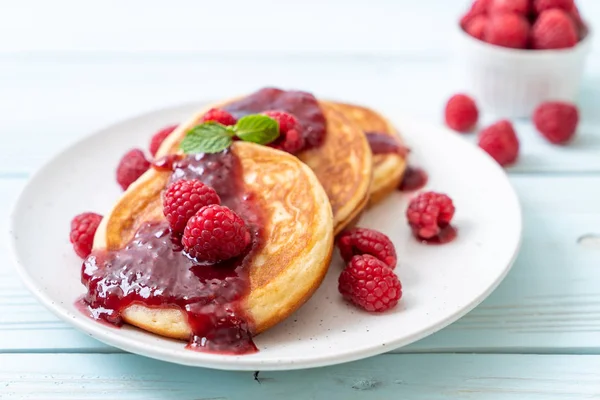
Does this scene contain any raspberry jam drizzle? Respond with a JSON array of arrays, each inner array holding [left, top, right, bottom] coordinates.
[[223, 87, 327, 149], [399, 166, 428, 192], [418, 225, 458, 245], [81, 149, 262, 354], [365, 132, 409, 156]]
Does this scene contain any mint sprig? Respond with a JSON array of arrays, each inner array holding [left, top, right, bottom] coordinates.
[[180, 114, 280, 154]]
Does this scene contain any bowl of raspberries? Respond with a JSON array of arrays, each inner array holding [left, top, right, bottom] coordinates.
[[456, 0, 592, 117]]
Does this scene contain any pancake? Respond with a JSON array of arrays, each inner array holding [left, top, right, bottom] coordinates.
[[92, 142, 334, 341], [328, 102, 407, 207], [157, 93, 372, 235]]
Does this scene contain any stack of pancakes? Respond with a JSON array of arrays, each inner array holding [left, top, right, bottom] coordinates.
[[92, 90, 407, 342]]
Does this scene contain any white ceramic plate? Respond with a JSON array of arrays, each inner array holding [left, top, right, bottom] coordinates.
[[10, 101, 521, 371]]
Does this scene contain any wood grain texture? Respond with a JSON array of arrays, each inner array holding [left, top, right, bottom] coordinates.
[[2, 176, 600, 353], [1, 353, 600, 399]]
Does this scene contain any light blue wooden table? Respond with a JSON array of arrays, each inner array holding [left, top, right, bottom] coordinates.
[[1, 1, 600, 398]]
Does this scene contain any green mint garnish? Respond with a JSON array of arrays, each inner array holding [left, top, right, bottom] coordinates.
[[233, 115, 279, 145], [180, 122, 234, 154], [180, 114, 280, 154]]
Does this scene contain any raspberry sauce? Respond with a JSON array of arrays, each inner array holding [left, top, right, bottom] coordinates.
[[399, 166, 428, 192], [224, 87, 327, 149], [365, 132, 409, 156], [81, 149, 262, 354], [418, 225, 458, 245]]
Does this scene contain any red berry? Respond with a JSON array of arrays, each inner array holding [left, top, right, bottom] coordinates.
[[484, 13, 530, 49], [116, 149, 150, 190], [406, 192, 455, 240], [533, 0, 574, 13], [337, 227, 397, 269], [338, 255, 402, 312], [533, 101, 579, 144], [489, 0, 530, 15], [478, 120, 520, 166], [149, 124, 177, 157], [182, 205, 251, 262], [531, 9, 578, 49], [70, 212, 103, 258], [460, 0, 490, 29], [163, 179, 221, 233], [465, 15, 488, 41], [444, 94, 479, 133], [568, 5, 586, 38], [263, 110, 305, 154], [201, 108, 237, 126]]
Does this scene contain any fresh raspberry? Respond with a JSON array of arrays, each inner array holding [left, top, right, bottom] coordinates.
[[444, 94, 479, 133], [338, 255, 402, 312], [149, 124, 177, 157], [478, 120, 520, 166], [460, 0, 489, 29], [70, 212, 103, 258], [531, 9, 578, 49], [489, 0, 530, 15], [569, 5, 587, 40], [465, 15, 488, 41], [263, 110, 305, 154], [116, 148, 151, 190], [163, 179, 221, 233], [201, 108, 237, 126], [533, 0, 574, 13], [484, 13, 530, 49], [406, 192, 455, 240], [337, 227, 397, 269], [182, 205, 251, 262], [533, 101, 579, 144]]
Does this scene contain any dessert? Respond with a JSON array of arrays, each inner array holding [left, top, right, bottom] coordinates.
[[328, 102, 407, 207], [156, 88, 373, 235], [87, 142, 333, 353], [71, 87, 459, 354]]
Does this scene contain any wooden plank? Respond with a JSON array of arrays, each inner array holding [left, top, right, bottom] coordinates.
[[2, 176, 600, 353], [0, 57, 599, 175], [1, 353, 599, 399], [0, 0, 598, 55]]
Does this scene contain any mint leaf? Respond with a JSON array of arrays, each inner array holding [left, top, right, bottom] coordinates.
[[180, 122, 233, 154], [234, 115, 279, 145]]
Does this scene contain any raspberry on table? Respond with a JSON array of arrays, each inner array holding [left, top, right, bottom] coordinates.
[[444, 94, 479, 133], [533, 0, 574, 13], [163, 179, 221, 233], [337, 227, 397, 269], [465, 15, 488, 41], [478, 120, 520, 166], [116, 148, 151, 190], [182, 204, 251, 262], [460, 0, 489, 29], [489, 0, 530, 15], [484, 13, 530, 49], [531, 9, 578, 49], [338, 254, 402, 312], [201, 108, 237, 126], [533, 101, 579, 144], [263, 110, 305, 154], [149, 124, 178, 157], [70, 212, 103, 258], [406, 192, 456, 240]]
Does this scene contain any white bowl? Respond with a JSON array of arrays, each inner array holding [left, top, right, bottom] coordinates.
[[453, 23, 593, 118]]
